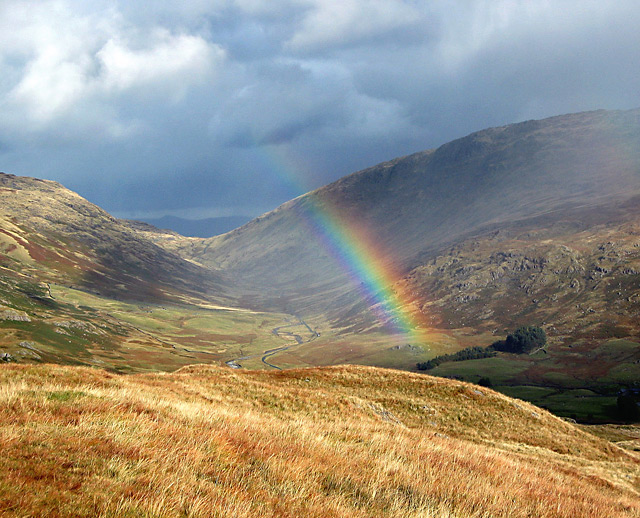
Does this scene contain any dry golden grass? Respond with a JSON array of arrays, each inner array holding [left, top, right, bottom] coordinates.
[[0, 363, 639, 517]]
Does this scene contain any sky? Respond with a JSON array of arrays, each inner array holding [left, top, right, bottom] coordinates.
[[1, 1, 639, 221]]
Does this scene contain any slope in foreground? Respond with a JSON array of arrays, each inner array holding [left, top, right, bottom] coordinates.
[[0, 363, 638, 517]]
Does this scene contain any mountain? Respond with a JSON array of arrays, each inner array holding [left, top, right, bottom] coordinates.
[[2, 110, 639, 518], [129, 215, 251, 238], [161, 109, 640, 323], [135, 108, 640, 420], [0, 173, 268, 371], [2, 362, 638, 517]]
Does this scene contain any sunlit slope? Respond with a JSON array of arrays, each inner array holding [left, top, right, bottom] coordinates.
[[0, 173, 227, 302], [168, 109, 640, 318], [0, 276, 292, 373], [1, 363, 638, 517]]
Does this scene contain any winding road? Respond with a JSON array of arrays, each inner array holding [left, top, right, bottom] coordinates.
[[225, 316, 319, 370]]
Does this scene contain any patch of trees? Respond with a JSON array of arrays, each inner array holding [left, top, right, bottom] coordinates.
[[617, 389, 640, 421], [416, 346, 496, 371], [490, 326, 546, 354], [416, 326, 546, 371]]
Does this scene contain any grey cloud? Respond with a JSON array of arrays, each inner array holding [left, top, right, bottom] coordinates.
[[0, 0, 639, 219], [259, 116, 329, 145]]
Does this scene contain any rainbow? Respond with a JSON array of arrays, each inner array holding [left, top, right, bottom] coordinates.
[[257, 145, 429, 345]]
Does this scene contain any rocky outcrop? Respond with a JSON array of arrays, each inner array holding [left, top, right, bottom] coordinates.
[[406, 218, 640, 339], [0, 306, 31, 322]]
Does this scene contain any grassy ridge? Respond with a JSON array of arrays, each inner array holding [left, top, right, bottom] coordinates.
[[0, 363, 638, 517]]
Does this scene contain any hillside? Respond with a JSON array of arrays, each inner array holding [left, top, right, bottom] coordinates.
[[0, 174, 293, 373], [160, 109, 640, 323], [1, 363, 638, 517], [0, 173, 227, 302], [406, 197, 640, 337], [126, 108, 640, 420]]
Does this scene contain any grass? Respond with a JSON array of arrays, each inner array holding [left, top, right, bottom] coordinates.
[[497, 385, 558, 401], [6, 277, 441, 374], [2, 273, 639, 422], [428, 356, 530, 384], [0, 363, 638, 517], [2, 275, 638, 424], [50, 285, 295, 348]]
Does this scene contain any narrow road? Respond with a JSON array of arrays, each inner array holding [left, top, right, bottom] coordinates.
[[260, 346, 290, 370], [225, 316, 319, 370]]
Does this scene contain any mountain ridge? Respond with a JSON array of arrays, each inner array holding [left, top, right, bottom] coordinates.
[[124, 215, 251, 238], [150, 108, 640, 317], [0, 172, 228, 303]]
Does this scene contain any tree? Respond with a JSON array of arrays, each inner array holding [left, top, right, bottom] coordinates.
[[493, 326, 546, 354], [617, 394, 640, 421], [416, 346, 496, 370]]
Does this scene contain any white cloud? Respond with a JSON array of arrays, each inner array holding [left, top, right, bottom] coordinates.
[[286, 0, 423, 52], [98, 31, 223, 95], [0, 1, 223, 131], [10, 52, 88, 122]]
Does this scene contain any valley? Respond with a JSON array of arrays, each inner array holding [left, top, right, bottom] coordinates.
[[1, 109, 640, 426], [2, 3, 640, 515], [1, 108, 640, 517]]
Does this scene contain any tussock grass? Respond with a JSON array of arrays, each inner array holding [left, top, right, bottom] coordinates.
[[0, 363, 638, 517]]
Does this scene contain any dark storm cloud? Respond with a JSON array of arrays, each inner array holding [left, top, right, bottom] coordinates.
[[0, 0, 639, 219]]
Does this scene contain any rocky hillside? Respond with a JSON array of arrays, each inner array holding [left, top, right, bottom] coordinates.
[[406, 198, 640, 338]]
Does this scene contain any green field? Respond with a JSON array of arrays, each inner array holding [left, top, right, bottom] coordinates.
[[423, 340, 640, 422], [2, 276, 639, 423]]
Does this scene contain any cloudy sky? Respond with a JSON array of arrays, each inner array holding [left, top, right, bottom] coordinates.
[[1, 1, 639, 220]]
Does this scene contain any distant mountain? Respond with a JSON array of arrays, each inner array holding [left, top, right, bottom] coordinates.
[[134, 215, 251, 238], [138, 108, 640, 421]]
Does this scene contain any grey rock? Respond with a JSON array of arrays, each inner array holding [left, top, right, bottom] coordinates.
[[0, 308, 31, 322]]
